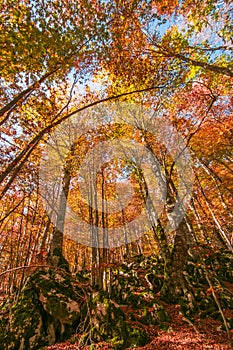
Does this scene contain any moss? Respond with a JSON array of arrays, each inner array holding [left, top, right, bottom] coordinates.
[[2, 269, 84, 349], [2, 287, 48, 350], [123, 324, 148, 348], [200, 306, 218, 319], [0, 314, 8, 345], [209, 310, 222, 321], [229, 318, 233, 330], [199, 297, 215, 310], [219, 292, 233, 309], [76, 270, 90, 282], [81, 291, 149, 349], [46, 296, 68, 319], [157, 306, 171, 324], [160, 282, 177, 304], [110, 336, 124, 349]]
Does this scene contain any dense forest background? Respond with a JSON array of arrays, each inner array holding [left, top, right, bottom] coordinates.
[[0, 0, 233, 349]]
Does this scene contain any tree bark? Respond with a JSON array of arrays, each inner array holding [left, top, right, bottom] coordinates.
[[162, 218, 189, 300], [47, 167, 71, 270]]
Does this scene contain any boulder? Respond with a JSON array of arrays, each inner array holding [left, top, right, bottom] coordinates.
[[0, 269, 86, 349]]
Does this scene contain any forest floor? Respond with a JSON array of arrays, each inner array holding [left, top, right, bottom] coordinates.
[[1, 250, 233, 349], [46, 301, 233, 350]]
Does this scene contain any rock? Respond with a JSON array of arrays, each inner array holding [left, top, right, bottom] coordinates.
[[79, 290, 149, 349], [0, 269, 86, 349]]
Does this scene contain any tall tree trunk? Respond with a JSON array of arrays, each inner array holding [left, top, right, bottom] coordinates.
[[161, 174, 195, 306], [162, 218, 190, 301], [47, 168, 71, 270]]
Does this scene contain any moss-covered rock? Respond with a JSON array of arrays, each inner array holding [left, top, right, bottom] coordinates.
[[0, 269, 86, 349], [79, 290, 149, 349]]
